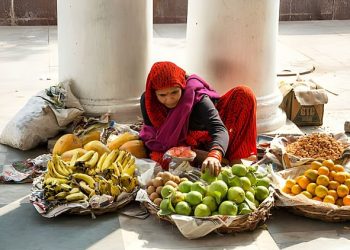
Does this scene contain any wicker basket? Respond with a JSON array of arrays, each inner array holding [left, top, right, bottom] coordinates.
[[274, 165, 350, 222], [143, 188, 274, 234], [31, 174, 139, 217], [275, 188, 350, 222], [68, 189, 138, 216]]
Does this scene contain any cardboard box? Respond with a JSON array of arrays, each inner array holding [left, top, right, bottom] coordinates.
[[279, 78, 328, 126]]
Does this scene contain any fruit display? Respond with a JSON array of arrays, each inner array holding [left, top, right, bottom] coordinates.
[[52, 131, 146, 161], [145, 171, 182, 207], [285, 133, 345, 160], [282, 159, 350, 206], [52, 134, 83, 155], [42, 149, 138, 204], [146, 164, 272, 217]]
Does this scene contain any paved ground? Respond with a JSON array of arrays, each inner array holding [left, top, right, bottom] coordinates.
[[0, 21, 350, 250]]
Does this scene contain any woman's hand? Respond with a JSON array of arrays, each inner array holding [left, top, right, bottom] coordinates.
[[201, 156, 221, 176]]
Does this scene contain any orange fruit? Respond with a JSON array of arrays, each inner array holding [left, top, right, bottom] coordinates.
[[304, 169, 318, 182], [329, 170, 337, 181], [334, 172, 347, 184], [343, 195, 350, 206], [311, 161, 322, 170], [313, 196, 322, 202], [328, 181, 340, 190], [344, 179, 350, 189], [301, 191, 312, 199], [297, 175, 310, 189], [291, 184, 302, 195], [333, 164, 345, 172], [322, 159, 334, 170], [336, 198, 344, 206], [306, 183, 317, 195], [295, 175, 303, 183], [318, 166, 330, 176], [327, 190, 338, 200], [316, 175, 329, 187], [282, 186, 291, 194], [285, 179, 296, 189], [323, 195, 335, 204], [337, 184, 349, 198], [315, 185, 328, 198]]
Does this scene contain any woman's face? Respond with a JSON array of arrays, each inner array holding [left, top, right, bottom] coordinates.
[[155, 86, 182, 109]]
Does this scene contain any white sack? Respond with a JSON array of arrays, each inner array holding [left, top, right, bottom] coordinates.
[[0, 81, 84, 150]]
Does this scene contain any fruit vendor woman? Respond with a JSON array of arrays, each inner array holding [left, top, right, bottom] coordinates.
[[140, 61, 257, 176]]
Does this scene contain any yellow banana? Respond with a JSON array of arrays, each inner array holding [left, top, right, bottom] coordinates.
[[124, 157, 135, 169], [101, 150, 118, 172], [105, 181, 112, 195], [85, 152, 99, 168], [79, 181, 95, 195], [87, 168, 96, 176], [48, 161, 68, 179], [123, 163, 136, 177], [54, 161, 69, 177], [120, 173, 132, 188], [59, 183, 72, 191], [111, 162, 121, 176], [121, 152, 132, 168], [57, 160, 71, 176], [125, 177, 137, 193], [69, 151, 79, 167], [60, 160, 73, 175], [54, 185, 63, 193], [65, 192, 86, 201], [44, 172, 53, 181], [117, 162, 124, 176], [111, 174, 120, 185], [77, 150, 95, 162], [46, 161, 55, 177], [115, 150, 126, 164], [107, 132, 139, 150], [96, 152, 108, 173], [52, 154, 70, 176], [110, 184, 121, 198], [47, 196, 56, 201], [120, 173, 138, 193], [72, 173, 96, 188], [98, 180, 108, 195], [55, 191, 68, 199], [69, 187, 80, 194]]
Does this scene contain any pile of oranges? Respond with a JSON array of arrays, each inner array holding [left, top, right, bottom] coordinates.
[[282, 160, 350, 206]]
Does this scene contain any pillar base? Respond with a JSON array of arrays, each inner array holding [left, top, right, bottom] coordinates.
[[80, 97, 141, 124], [256, 91, 286, 133]]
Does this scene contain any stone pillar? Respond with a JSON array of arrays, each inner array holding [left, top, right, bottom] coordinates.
[[57, 1, 152, 122], [186, 0, 286, 132]]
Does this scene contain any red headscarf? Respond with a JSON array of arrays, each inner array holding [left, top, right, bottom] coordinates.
[[145, 61, 186, 128]]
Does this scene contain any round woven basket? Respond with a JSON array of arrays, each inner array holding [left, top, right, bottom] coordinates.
[[275, 189, 350, 222], [143, 189, 274, 233], [69, 189, 138, 216], [274, 164, 350, 222]]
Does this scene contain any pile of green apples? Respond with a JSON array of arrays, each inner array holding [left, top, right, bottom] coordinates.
[[158, 164, 271, 217]]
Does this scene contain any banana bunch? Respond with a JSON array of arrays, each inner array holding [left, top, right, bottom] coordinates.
[[95, 176, 122, 198], [92, 149, 138, 196], [43, 175, 88, 203], [43, 148, 138, 203]]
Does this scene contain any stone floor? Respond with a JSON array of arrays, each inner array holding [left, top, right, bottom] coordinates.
[[0, 21, 350, 250]]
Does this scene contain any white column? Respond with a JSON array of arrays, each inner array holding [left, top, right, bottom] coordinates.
[[57, 0, 152, 122], [186, 0, 286, 132]]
